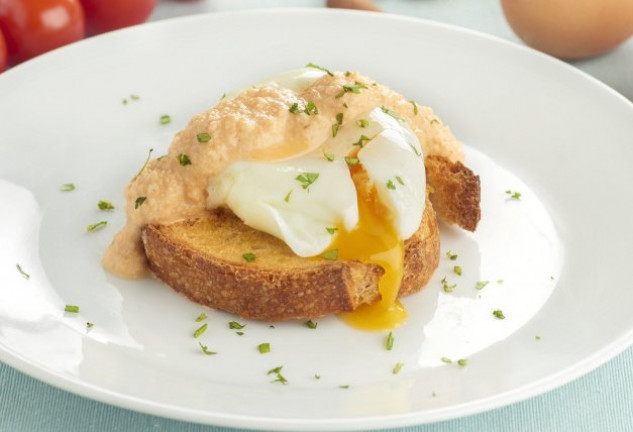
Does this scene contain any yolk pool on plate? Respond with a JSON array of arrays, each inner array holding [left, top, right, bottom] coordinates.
[[334, 169, 407, 331]]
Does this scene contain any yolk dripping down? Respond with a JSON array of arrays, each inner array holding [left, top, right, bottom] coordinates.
[[331, 168, 407, 331]]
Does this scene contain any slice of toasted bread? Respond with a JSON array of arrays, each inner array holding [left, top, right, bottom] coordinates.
[[425, 155, 481, 231], [141, 199, 440, 321]]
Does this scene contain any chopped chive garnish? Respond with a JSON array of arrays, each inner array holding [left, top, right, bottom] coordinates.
[[457, 359, 468, 367], [134, 196, 147, 209], [195, 313, 207, 322], [441, 357, 452, 364], [86, 322, 94, 329], [446, 250, 458, 260], [193, 323, 208, 338], [305, 62, 334, 76], [242, 252, 256, 262], [134, 148, 154, 180], [356, 118, 369, 128], [295, 172, 319, 190], [323, 150, 335, 162], [199, 342, 217, 355], [339, 385, 350, 389], [306, 320, 318, 329], [304, 101, 319, 115], [453, 266, 462, 276], [409, 100, 419, 115], [257, 343, 271, 354], [177, 153, 191, 166], [267, 366, 288, 385], [505, 190, 522, 200], [352, 134, 371, 148], [335, 81, 367, 98], [229, 321, 245, 330], [284, 190, 292, 203], [314, 373, 321, 380], [86, 221, 107, 232], [97, 200, 115, 211], [196, 132, 211, 143], [386, 331, 394, 351], [159, 114, 171, 125], [325, 227, 338, 235], [380, 106, 405, 122], [16, 264, 30, 280], [344, 156, 359, 167], [289, 103, 300, 114], [64, 305, 79, 313], [336, 112, 344, 125], [332, 123, 340, 137], [60, 183, 75, 192], [396, 175, 404, 185], [387, 179, 396, 190], [320, 249, 338, 260], [475, 280, 489, 290], [392, 362, 403, 374], [441, 276, 456, 293], [493, 309, 506, 320]]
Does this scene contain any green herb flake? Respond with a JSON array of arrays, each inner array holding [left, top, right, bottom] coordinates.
[[289, 103, 300, 114], [396, 176, 404, 185], [193, 323, 208, 338], [441, 357, 452, 364], [475, 280, 489, 290], [236, 331, 244, 336], [196, 132, 211, 143], [535, 335, 542, 340], [242, 252, 256, 262], [267, 366, 288, 385], [335, 81, 367, 98], [60, 183, 76, 192], [314, 373, 321, 380], [304, 101, 319, 115], [446, 250, 458, 261], [16, 264, 30, 280], [284, 190, 292, 203], [392, 362, 404, 375], [159, 114, 171, 125], [505, 190, 522, 200], [387, 179, 396, 190], [380, 106, 405, 122], [306, 320, 318, 329], [344, 157, 359, 167], [356, 118, 369, 128], [339, 385, 350, 389], [295, 172, 319, 190], [331, 123, 340, 137], [325, 227, 338, 235], [177, 153, 192, 166], [453, 266, 462, 276], [305, 62, 334, 76], [86, 221, 107, 232], [98, 200, 115, 211], [199, 342, 217, 355], [352, 134, 371, 148], [257, 343, 271, 354], [134, 196, 147, 209], [64, 305, 79, 313], [229, 321, 246, 330], [323, 150, 335, 162], [320, 249, 339, 260], [133, 148, 154, 180], [86, 322, 94, 329], [130, 94, 140, 101], [457, 359, 468, 367], [409, 100, 419, 115], [195, 313, 207, 322], [336, 112, 344, 125], [441, 276, 456, 293], [386, 331, 395, 351], [492, 309, 506, 320]]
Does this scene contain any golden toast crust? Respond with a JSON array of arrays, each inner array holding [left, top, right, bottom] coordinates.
[[142, 202, 439, 321]]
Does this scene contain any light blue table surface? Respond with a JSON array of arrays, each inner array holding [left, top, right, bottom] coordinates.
[[2, 1, 633, 431]]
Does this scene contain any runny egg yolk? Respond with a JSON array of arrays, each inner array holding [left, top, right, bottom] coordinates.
[[333, 168, 407, 331]]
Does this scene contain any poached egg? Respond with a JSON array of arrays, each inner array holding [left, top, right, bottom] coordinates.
[[206, 68, 426, 330]]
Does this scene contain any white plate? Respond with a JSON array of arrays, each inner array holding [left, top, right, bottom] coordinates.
[[1, 9, 633, 431]]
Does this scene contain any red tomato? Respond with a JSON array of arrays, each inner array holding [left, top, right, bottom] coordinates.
[[80, 0, 156, 36], [0, 0, 85, 64], [0, 29, 7, 72]]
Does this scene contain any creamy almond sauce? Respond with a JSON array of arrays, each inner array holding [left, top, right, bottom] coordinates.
[[103, 71, 464, 278]]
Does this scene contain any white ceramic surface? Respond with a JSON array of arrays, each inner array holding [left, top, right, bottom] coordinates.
[[1, 9, 632, 431]]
